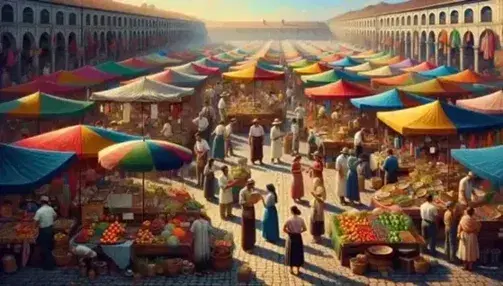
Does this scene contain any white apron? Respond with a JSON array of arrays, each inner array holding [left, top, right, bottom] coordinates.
[[335, 155, 348, 196], [270, 126, 283, 159]]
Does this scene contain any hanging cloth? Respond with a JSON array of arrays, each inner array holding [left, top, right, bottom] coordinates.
[[487, 132, 494, 146], [468, 134, 477, 148]]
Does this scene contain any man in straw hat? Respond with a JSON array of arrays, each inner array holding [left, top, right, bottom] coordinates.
[[335, 147, 350, 205], [458, 171, 476, 207], [248, 118, 265, 165], [34, 195, 57, 270], [239, 178, 258, 252], [270, 118, 284, 164], [224, 118, 237, 157]]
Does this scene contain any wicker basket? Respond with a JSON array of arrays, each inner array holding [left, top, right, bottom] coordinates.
[[371, 177, 383, 190], [212, 252, 233, 272], [349, 258, 367, 275], [52, 250, 73, 267], [414, 257, 430, 274]]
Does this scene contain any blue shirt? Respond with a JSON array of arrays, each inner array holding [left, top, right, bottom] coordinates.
[[383, 155, 399, 174]]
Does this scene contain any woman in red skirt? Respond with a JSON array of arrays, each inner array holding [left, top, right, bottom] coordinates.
[[290, 155, 304, 202]]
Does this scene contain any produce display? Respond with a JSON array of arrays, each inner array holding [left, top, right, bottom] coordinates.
[[100, 221, 126, 244], [135, 228, 155, 245], [14, 222, 37, 239], [333, 210, 418, 245], [228, 91, 284, 116], [371, 149, 415, 171]]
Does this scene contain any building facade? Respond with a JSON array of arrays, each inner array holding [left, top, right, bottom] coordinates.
[[0, 0, 207, 82], [206, 21, 333, 42], [328, 0, 500, 73]]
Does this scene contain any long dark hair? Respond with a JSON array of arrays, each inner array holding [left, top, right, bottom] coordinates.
[[266, 184, 277, 203]]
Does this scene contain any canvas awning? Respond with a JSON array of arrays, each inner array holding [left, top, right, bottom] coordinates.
[[359, 66, 395, 77], [0, 92, 94, 118], [350, 89, 432, 111], [389, 58, 417, 69], [301, 70, 368, 87], [0, 80, 86, 97], [141, 54, 182, 66], [439, 69, 494, 84], [398, 79, 468, 96], [288, 59, 312, 69], [371, 72, 426, 88], [370, 55, 403, 67], [451, 146, 503, 186], [96, 61, 146, 78], [401, 61, 437, 72], [91, 78, 194, 102], [418, 65, 458, 78], [118, 58, 156, 69], [346, 62, 373, 72], [222, 66, 285, 82], [0, 144, 76, 194], [194, 58, 230, 71], [122, 69, 206, 88], [293, 63, 330, 75], [330, 57, 361, 68], [377, 100, 503, 135], [171, 62, 220, 76], [305, 79, 374, 100], [456, 90, 503, 115]]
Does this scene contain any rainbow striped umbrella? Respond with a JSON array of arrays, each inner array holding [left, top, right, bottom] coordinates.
[[98, 140, 193, 172]]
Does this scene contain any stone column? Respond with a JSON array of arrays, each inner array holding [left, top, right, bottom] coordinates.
[[460, 47, 464, 70], [447, 46, 451, 66], [434, 43, 439, 66], [16, 52, 22, 83], [474, 46, 479, 73]]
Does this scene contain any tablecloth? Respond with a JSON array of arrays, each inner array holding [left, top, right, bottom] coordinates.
[[70, 234, 133, 269]]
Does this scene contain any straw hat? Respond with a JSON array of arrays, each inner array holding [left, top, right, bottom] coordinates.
[[272, 118, 282, 125], [246, 178, 255, 185], [341, 147, 349, 154], [252, 118, 259, 123]]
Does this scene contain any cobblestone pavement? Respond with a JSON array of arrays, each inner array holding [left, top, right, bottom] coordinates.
[[2, 125, 503, 285]]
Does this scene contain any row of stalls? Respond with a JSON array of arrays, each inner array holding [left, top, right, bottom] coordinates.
[[0, 42, 265, 276], [291, 40, 503, 271]]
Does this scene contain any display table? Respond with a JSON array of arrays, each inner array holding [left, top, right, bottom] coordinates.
[[227, 109, 284, 133], [132, 238, 194, 261]]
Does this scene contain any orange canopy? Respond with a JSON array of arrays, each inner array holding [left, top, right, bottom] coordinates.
[[439, 69, 495, 84], [305, 79, 374, 100], [402, 62, 437, 72], [372, 73, 425, 88]]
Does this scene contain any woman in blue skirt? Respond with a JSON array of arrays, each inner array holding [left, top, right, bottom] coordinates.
[[262, 184, 280, 243], [345, 150, 361, 205], [211, 120, 226, 160]]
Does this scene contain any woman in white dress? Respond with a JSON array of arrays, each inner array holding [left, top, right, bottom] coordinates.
[[270, 118, 283, 164], [190, 216, 213, 273], [335, 147, 349, 205]]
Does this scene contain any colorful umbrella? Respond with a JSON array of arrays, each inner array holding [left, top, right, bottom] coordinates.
[[222, 66, 285, 82], [15, 125, 140, 158], [98, 140, 193, 172], [0, 92, 94, 118]]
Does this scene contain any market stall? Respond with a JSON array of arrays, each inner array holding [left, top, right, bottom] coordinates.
[[330, 210, 425, 268]]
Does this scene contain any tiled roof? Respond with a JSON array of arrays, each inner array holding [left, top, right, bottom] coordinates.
[[330, 0, 462, 22], [46, 0, 199, 21], [205, 21, 329, 29]]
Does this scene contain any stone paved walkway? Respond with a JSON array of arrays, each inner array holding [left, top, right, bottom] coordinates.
[[1, 129, 503, 285]]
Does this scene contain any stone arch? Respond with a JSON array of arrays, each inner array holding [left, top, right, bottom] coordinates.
[[1, 4, 14, 23], [20, 32, 36, 79], [106, 31, 114, 58], [464, 8, 473, 24], [449, 29, 462, 69], [437, 30, 449, 66], [117, 32, 123, 58], [420, 31, 427, 61], [407, 15, 411, 26], [463, 31, 474, 70], [413, 15, 418, 25], [413, 31, 420, 60], [439, 11, 446, 25], [406, 31, 412, 58], [421, 14, 426, 25], [22, 6, 34, 24], [450, 10, 459, 24], [478, 29, 498, 72], [55, 32, 66, 71], [68, 32, 78, 69], [99, 32, 105, 54], [38, 32, 51, 74], [481, 6, 492, 23], [427, 31, 436, 63]]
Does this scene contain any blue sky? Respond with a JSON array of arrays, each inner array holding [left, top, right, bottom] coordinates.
[[117, 0, 406, 21]]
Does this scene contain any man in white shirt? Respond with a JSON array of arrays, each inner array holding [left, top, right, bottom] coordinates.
[[194, 133, 210, 187], [291, 118, 300, 155], [218, 166, 233, 219], [248, 118, 265, 165], [420, 194, 438, 256], [192, 112, 210, 143], [34, 195, 57, 270], [217, 94, 227, 122], [335, 148, 349, 205], [225, 118, 236, 157], [458, 172, 476, 206], [354, 128, 366, 157], [294, 103, 306, 130], [286, 85, 294, 108], [160, 118, 173, 139]]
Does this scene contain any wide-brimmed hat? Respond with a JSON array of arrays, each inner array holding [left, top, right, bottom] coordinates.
[[246, 178, 255, 185], [230, 118, 237, 122], [272, 118, 282, 125], [341, 147, 349, 154], [252, 118, 259, 123]]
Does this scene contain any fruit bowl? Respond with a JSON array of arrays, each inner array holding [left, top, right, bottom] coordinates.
[[367, 245, 393, 256]]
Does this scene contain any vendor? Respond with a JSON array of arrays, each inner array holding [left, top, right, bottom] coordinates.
[[382, 148, 399, 185], [458, 172, 476, 207], [420, 194, 438, 257], [248, 118, 265, 165], [194, 132, 210, 187], [218, 166, 233, 219], [239, 179, 258, 252], [353, 127, 366, 158], [71, 245, 97, 267], [190, 215, 213, 273], [34, 196, 57, 270], [225, 118, 236, 157], [217, 93, 228, 122], [192, 112, 210, 143]]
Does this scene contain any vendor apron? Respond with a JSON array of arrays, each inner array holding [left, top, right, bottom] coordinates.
[[241, 206, 256, 250], [250, 136, 263, 162]]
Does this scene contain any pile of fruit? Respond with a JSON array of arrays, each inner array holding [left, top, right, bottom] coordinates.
[[230, 165, 250, 180], [150, 218, 165, 235], [75, 227, 94, 243], [14, 222, 37, 239], [336, 213, 378, 244], [135, 228, 155, 244], [377, 212, 411, 232], [99, 221, 125, 244], [184, 199, 204, 211]]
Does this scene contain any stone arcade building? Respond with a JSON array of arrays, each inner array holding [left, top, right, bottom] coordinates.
[[0, 0, 207, 82]]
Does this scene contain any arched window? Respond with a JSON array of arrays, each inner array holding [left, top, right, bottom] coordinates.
[[439, 12, 446, 24], [56, 11, 64, 25], [22, 7, 34, 23], [464, 9, 473, 23], [450, 11, 459, 24], [401, 17, 405, 25], [85, 14, 90, 25], [69, 13, 76, 25], [429, 13, 435, 25], [481, 6, 492, 22], [1, 5, 14, 22], [386, 18, 389, 26], [40, 9, 50, 24], [391, 18, 394, 26], [93, 15, 98, 26], [421, 14, 426, 25], [413, 15, 418, 25], [100, 15, 105, 26], [407, 16, 411, 25], [118, 17, 122, 27], [107, 16, 111, 26], [113, 17, 116, 26], [380, 19, 383, 26]]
